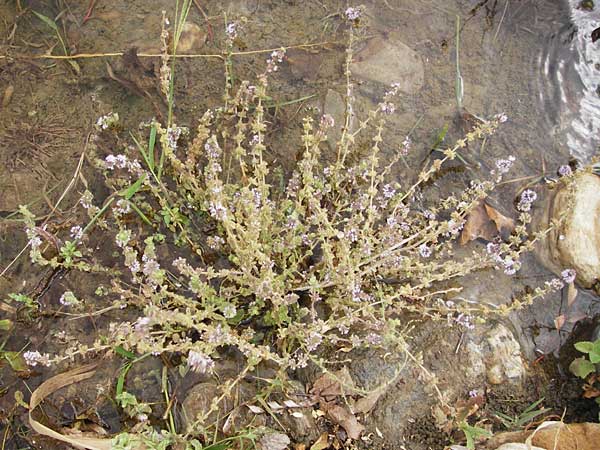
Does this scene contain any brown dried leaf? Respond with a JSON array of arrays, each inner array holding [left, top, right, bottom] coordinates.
[[310, 367, 355, 400], [326, 405, 364, 440], [484, 203, 515, 235], [568, 282, 578, 307], [310, 432, 330, 450], [459, 201, 498, 244], [460, 201, 514, 245], [554, 314, 566, 331], [352, 389, 383, 414]]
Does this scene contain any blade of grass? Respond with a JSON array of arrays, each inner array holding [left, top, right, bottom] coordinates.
[[121, 174, 146, 200], [148, 124, 157, 171], [130, 132, 154, 174], [129, 202, 153, 227]]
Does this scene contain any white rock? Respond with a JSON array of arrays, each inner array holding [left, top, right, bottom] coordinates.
[[485, 324, 525, 384], [538, 172, 600, 287]]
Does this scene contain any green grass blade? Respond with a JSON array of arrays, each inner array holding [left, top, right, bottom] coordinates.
[[148, 124, 157, 170], [32, 11, 58, 32], [121, 174, 146, 200]]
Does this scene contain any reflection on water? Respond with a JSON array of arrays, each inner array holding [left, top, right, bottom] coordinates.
[[567, 0, 600, 160], [538, 0, 600, 160]]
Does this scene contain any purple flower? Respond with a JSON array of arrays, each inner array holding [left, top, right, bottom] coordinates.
[[401, 136, 411, 155], [558, 165, 573, 177], [380, 102, 396, 115], [495, 155, 515, 174], [419, 243, 432, 258], [344, 6, 363, 20], [70, 226, 83, 240], [561, 268, 576, 284], [517, 189, 537, 212], [23, 350, 51, 367], [187, 350, 215, 374]]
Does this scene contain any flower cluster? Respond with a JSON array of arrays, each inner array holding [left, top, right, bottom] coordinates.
[[517, 189, 537, 212], [23, 350, 51, 367], [344, 6, 364, 21], [95, 112, 119, 130], [561, 268, 576, 284], [266, 48, 286, 73]]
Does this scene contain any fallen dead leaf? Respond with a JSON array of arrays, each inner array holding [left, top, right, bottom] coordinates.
[[310, 367, 355, 400], [352, 389, 383, 414], [460, 201, 515, 245], [326, 405, 365, 440], [568, 282, 578, 306], [310, 432, 330, 450], [554, 314, 566, 330]]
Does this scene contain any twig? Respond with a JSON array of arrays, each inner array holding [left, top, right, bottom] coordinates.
[[82, 0, 97, 24], [493, 0, 509, 42], [191, 0, 213, 42], [0, 40, 342, 61]]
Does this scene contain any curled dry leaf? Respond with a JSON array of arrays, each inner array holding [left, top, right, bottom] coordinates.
[[568, 282, 578, 306], [310, 366, 355, 400], [310, 432, 330, 450], [326, 405, 365, 440], [352, 389, 384, 415], [460, 200, 515, 245], [554, 314, 566, 331], [28, 363, 116, 450], [247, 404, 265, 414]]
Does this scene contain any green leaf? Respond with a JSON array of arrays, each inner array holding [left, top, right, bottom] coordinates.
[[459, 422, 491, 450], [0, 319, 13, 331], [575, 341, 595, 354], [589, 350, 600, 364], [114, 345, 136, 360], [569, 357, 595, 379], [32, 11, 58, 32], [3, 352, 28, 371], [121, 174, 146, 200], [116, 362, 132, 397]]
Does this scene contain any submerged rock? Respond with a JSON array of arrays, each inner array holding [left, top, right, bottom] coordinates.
[[323, 89, 353, 150], [537, 172, 600, 288], [351, 37, 424, 93]]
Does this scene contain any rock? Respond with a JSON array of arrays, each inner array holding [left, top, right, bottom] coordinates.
[[462, 324, 525, 385], [181, 380, 264, 432], [485, 324, 525, 384], [351, 37, 424, 93], [537, 172, 600, 287]]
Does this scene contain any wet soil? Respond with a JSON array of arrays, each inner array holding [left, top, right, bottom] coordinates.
[[1, 1, 599, 449]]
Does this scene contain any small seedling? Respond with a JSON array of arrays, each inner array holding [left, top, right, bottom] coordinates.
[[494, 398, 550, 430]]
